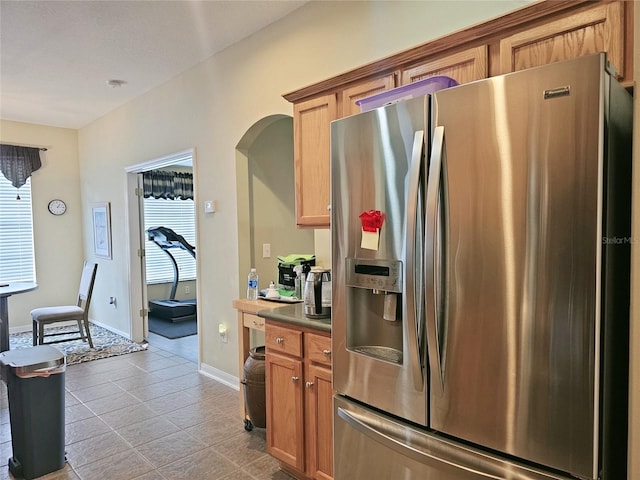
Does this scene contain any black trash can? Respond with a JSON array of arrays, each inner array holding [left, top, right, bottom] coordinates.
[[0, 345, 66, 480]]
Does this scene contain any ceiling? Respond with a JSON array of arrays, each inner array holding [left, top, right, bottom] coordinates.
[[0, 0, 308, 130]]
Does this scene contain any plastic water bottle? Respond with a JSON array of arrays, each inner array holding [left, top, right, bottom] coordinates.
[[247, 268, 259, 300]]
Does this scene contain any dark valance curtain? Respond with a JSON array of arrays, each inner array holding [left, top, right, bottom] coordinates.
[[142, 170, 193, 200], [0, 144, 42, 192]]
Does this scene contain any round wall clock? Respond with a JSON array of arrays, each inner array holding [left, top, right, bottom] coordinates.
[[47, 199, 67, 216]]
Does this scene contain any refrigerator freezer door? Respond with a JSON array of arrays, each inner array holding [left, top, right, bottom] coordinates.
[[331, 96, 428, 425], [334, 395, 574, 480], [428, 54, 606, 478]]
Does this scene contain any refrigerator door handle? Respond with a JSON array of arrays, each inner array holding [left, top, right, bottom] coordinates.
[[426, 125, 445, 387], [405, 130, 425, 391], [337, 406, 501, 479]]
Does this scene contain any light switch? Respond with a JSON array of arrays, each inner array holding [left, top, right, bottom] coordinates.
[[263, 243, 271, 258], [204, 200, 215, 213]]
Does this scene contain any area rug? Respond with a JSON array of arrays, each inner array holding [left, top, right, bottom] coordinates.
[[148, 315, 197, 339], [8, 324, 148, 365]]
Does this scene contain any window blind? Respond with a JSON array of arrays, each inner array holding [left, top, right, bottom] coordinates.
[[0, 176, 35, 282], [143, 197, 196, 285]]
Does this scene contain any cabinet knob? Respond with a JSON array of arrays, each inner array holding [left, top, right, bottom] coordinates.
[[305, 381, 314, 389], [276, 337, 284, 344], [322, 349, 331, 357], [291, 376, 299, 382]]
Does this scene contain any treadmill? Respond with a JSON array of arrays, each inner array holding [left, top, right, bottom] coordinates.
[[146, 226, 196, 323]]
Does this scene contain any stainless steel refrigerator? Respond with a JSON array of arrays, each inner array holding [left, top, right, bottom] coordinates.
[[331, 53, 631, 480]]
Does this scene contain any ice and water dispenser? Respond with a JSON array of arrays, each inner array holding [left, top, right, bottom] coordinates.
[[345, 257, 404, 364]]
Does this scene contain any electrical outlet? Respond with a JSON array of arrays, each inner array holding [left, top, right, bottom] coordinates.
[[219, 323, 228, 343], [185, 285, 191, 294], [262, 243, 271, 258]]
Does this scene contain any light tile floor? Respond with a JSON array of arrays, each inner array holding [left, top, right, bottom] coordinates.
[[0, 345, 294, 480], [146, 331, 198, 364]]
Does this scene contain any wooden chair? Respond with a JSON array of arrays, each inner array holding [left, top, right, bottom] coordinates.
[[31, 262, 98, 348]]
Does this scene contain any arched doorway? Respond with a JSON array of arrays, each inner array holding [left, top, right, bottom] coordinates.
[[235, 115, 314, 299]]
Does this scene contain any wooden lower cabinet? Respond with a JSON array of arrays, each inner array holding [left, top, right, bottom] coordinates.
[[304, 362, 333, 480], [265, 321, 334, 480], [266, 351, 305, 471]]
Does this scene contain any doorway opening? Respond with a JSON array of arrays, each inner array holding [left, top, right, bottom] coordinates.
[[125, 149, 199, 364]]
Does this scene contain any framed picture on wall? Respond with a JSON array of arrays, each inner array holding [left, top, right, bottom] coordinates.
[[92, 202, 112, 259]]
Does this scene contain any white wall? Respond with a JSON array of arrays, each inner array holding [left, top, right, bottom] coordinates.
[[75, 0, 535, 376], [0, 120, 83, 332]]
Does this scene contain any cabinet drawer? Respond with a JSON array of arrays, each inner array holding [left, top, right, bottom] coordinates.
[[305, 333, 332, 366], [266, 324, 303, 358], [243, 313, 264, 331]]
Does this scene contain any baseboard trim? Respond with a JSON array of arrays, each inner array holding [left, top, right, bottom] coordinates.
[[199, 362, 239, 391], [89, 319, 132, 340], [9, 324, 36, 334], [9, 318, 132, 341]]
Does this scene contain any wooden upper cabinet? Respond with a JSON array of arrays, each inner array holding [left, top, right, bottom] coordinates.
[[340, 74, 395, 118], [401, 45, 488, 85], [499, 2, 626, 79], [284, 1, 632, 232], [293, 94, 337, 228]]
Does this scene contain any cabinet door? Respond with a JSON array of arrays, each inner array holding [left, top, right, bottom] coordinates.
[[305, 332, 332, 367], [266, 352, 305, 471], [305, 363, 334, 480], [401, 45, 488, 85], [293, 94, 337, 228], [499, 2, 625, 79], [341, 74, 395, 118]]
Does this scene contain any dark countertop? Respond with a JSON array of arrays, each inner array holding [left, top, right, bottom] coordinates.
[[257, 302, 331, 333]]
